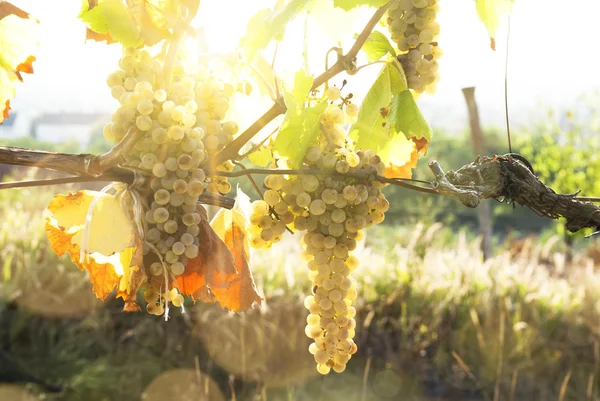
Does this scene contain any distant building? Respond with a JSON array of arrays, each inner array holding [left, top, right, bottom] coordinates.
[[31, 112, 110, 146], [0, 112, 111, 147]]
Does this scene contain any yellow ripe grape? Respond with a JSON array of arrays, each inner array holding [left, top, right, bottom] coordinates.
[[263, 189, 280, 206], [304, 295, 316, 309], [171, 106, 185, 122], [319, 298, 333, 310], [136, 115, 152, 131], [106, 71, 123, 88], [111, 85, 126, 100], [305, 325, 322, 339], [307, 313, 320, 326], [332, 363, 346, 373], [137, 99, 154, 116], [182, 113, 196, 127], [309, 200, 326, 216], [347, 306, 356, 319], [185, 100, 198, 114], [328, 108, 345, 124], [154, 89, 167, 102], [326, 86, 341, 102], [103, 124, 115, 142], [118, 55, 137, 71], [346, 152, 360, 167], [345, 103, 359, 118], [317, 364, 331, 375], [309, 342, 319, 355], [204, 135, 219, 151], [144, 288, 159, 303], [168, 126, 185, 141], [162, 100, 175, 113]]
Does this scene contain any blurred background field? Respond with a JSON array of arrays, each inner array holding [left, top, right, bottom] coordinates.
[[2, 94, 600, 401]]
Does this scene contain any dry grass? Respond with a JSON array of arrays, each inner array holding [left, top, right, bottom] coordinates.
[[1, 185, 600, 400]]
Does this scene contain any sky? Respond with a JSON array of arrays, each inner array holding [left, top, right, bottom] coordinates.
[[6, 0, 600, 137]]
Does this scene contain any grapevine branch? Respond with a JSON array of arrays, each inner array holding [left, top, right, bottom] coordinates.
[[0, 146, 234, 209], [212, 1, 393, 166], [1, 142, 600, 231], [207, 154, 600, 234]]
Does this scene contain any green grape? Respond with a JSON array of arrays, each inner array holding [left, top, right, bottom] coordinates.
[[177, 154, 194, 170], [164, 220, 178, 234], [106, 72, 123, 88], [136, 115, 152, 131], [152, 163, 167, 178], [263, 189, 280, 206], [154, 189, 170, 205], [118, 56, 137, 71], [325, 86, 341, 101], [171, 106, 185, 122], [309, 200, 327, 215], [153, 207, 169, 223], [172, 242, 186, 256]]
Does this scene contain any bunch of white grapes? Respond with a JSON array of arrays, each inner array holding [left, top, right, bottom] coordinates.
[[103, 47, 237, 315], [386, 0, 442, 94], [248, 107, 390, 374], [247, 88, 359, 249]]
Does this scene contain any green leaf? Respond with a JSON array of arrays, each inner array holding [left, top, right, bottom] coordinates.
[[248, 145, 273, 168], [101, 0, 142, 47], [388, 90, 432, 141], [284, 69, 314, 111], [274, 101, 328, 167], [358, 31, 396, 62], [333, 0, 388, 11], [79, 0, 142, 47], [79, 1, 109, 33], [274, 69, 324, 166], [241, 0, 312, 59], [475, 0, 513, 47], [349, 62, 406, 159]]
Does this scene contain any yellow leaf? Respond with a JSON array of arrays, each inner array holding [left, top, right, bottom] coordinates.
[[45, 190, 143, 301], [47, 190, 137, 256], [210, 205, 262, 312], [0, 4, 38, 124]]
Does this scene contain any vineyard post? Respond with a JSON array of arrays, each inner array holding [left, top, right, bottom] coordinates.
[[462, 87, 493, 260]]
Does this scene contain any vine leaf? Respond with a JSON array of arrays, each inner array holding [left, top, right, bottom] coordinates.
[[176, 204, 261, 312], [45, 191, 143, 303], [387, 90, 432, 143], [350, 62, 430, 178], [0, 2, 33, 21], [248, 140, 274, 167], [333, 0, 388, 11], [79, 0, 143, 47], [349, 62, 406, 155], [240, 0, 312, 60], [275, 102, 328, 167], [0, 2, 38, 124], [475, 0, 513, 50], [209, 200, 262, 312], [274, 70, 327, 167], [358, 31, 396, 62]]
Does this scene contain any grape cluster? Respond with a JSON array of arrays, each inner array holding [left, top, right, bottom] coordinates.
[[104, 47, 237, 315], [386, 0, 442, 94], [247, 92, 359, 250], [248, 96, 389, 373], [300, 147, 389, 374]]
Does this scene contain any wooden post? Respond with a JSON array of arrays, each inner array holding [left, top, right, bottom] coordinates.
[[462, 87, 493, 260]]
